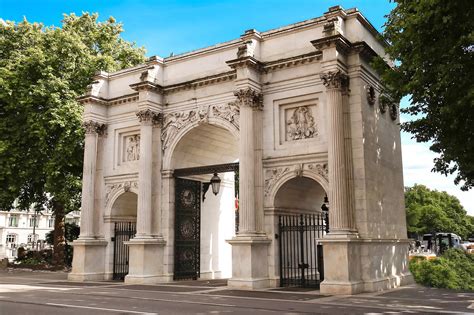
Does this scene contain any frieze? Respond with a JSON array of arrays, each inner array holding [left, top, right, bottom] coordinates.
[[161, 109, 209, 151], [161, 103, 240, 151], [105, 181, 138, 206], [306, 163, 329, 181], [264, 162, 328, 196], [287, 106, 317, 140], [212, 102, 240, 129], [264, 167, 291, 196]]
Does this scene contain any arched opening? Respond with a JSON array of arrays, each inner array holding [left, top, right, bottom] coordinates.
[[111, 192, 138, 220], [170, 123, 238, 281], [274, 176, 326, 213], [109, 192, 138, 280], [273, 176, 328, 289]]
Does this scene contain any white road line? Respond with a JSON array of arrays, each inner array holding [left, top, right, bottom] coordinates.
[[46, 302, 158, 314]]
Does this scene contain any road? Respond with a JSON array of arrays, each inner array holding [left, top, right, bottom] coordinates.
[[0, 270, 472, 314]]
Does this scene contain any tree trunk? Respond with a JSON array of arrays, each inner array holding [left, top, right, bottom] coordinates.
[[52, 200, 66, 269]]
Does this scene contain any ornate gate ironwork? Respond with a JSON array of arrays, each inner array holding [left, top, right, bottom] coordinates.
[[278, 213, 327, 289], [112, 221, 136, 281], [174, 178, 201, 280]]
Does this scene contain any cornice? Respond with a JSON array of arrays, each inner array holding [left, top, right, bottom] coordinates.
[[163, 70, 236, 94], [311, 34, 352, 55], [129, 81, 163, 93], [263, 51, 322, 71], [77, 93, 139, 106], [226, 56, 264, 72]]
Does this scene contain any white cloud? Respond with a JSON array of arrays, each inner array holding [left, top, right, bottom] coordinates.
[[401, 135, 474, 216]]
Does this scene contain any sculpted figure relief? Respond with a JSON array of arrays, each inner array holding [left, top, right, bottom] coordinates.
[[287, 106, 317, 140], [125, 135, 140, 161], [212, 102, 240, 129]]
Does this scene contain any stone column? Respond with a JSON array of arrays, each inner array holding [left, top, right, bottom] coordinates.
[[69, 120, 108, 281], [125, 109, 167, 284], [79, 120, 106, 239], [135, 109, 158, 238], [234, 88, 262, 235], [320, 70, 356, 234], [227, 87, 270, 289]]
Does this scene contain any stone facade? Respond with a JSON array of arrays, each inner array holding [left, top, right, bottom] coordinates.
[[69, 6, 413, 294]]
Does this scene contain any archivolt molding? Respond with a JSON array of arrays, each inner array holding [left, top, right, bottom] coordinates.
[[264, 162, 328, 199], [161, 103, 240, 152], [105, 180, 138, 209]]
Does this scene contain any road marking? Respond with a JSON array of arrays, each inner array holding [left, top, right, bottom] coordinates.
[[46, 302, 157, 314]]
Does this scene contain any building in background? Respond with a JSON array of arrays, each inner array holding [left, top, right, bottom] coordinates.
[[0, 208, 80, 261]]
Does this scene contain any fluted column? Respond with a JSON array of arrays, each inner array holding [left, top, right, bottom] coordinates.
[[320, 70, 355, 233], [80, 121, 106, 238], [234, 88, 263, 235], [135, 109, 160, 237]]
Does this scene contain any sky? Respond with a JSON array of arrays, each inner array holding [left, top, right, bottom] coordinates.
[[1, 0, 473, 215]]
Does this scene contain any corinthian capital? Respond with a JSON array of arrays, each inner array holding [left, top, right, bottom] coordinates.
[[320, 70, 349, 90], [83, 120, 106, 135], [136, 109, 162, 126], [234, 88, 263, 110]]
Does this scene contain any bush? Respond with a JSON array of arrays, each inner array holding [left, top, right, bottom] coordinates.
[[410, 248, 474, 290], [14, 248, 53, 268]]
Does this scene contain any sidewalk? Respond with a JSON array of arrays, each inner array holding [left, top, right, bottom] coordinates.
[[0, 269, 472, 314]]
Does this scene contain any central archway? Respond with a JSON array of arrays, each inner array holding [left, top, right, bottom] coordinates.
[[165, 122, 239, 281]]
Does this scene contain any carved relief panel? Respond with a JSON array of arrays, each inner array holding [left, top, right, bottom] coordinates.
[[114, 128, 141, 170], [124, 134, 140, 162], [274, 95, 324, 152]]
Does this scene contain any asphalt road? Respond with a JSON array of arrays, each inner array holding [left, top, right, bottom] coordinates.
[[0, 269, 473, 315]]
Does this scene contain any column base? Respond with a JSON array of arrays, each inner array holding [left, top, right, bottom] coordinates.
[[68, 238, 108, 281], [319, 237, 413, 295], [124, 237, 167, 285], [227, 235, 271, 290]]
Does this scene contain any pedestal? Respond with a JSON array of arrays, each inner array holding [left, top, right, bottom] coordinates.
[[124, 237, 167, 284], [320, 238, 414, 295], [227, 236, 271, 289], [68, 238, 107, 281]]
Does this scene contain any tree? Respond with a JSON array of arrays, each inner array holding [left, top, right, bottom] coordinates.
[[405, 184, 474, 239], [375, 0, 474, 190], [0, 13, 146, 268]]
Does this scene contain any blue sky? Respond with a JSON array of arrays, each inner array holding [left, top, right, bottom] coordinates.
[[1, 0, 473, 215]]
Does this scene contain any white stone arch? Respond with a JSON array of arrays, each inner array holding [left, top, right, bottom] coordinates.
[[162, 116, 240, 170], [104, 182, 139, 218], [266, 170, 328, 209]]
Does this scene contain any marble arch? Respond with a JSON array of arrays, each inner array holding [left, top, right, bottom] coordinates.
[[70, 6, 413, 295]]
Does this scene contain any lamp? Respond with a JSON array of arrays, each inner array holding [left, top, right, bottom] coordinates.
[[202, 173, 221, 201], [210, 173, 221, 195]]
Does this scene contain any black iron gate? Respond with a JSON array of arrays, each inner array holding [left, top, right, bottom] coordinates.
[[174, 178, 201, 280], [112, 221, 136, 281], [279, 213, 327, 289]]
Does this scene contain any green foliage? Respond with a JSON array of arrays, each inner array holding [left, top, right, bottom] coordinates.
[[46, 222, 80, 266], [374, 0, 474, 190], [409, 249, 474, 290], [0, 13, 146, 212], [405, 185, 474, 239], [46, 222, 80, 245], [14, 248, 53, 267]]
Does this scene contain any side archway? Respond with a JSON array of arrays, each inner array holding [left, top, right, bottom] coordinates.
[[266, 170, 328, 209]]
